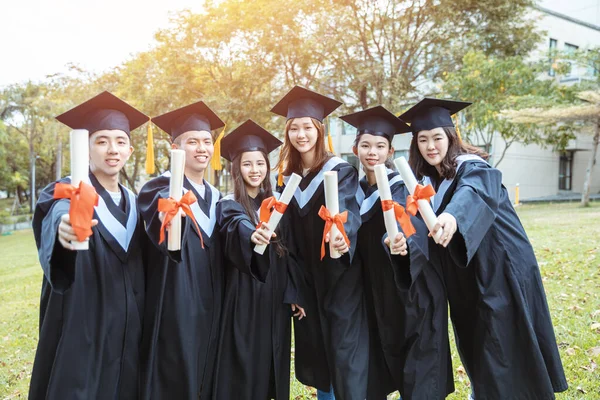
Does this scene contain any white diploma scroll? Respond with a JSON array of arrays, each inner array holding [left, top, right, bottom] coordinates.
[[323, 171, 342, 259], [254, 173, 302, 255], [168, 149, 186, 251], [374, 164, 400, 255], [70, 129, 90, 250], [394, 156, 444, 244]]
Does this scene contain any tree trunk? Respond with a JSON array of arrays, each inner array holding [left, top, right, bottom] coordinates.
[[581, 118, 600, 207]]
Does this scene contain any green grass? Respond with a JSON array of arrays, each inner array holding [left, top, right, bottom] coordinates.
[[1, 203, 599, 399]]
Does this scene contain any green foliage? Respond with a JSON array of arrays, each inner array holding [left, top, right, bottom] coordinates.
[[442, 51, 578, 166]]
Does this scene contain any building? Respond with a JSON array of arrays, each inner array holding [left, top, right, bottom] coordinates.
[[329, 0, 600, 201]]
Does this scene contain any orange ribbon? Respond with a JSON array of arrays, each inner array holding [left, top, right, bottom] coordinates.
[[406, 184, 436, 216], [317, 205, 350, 260], [381, 200, 416, 238], [256, 196, 288, 229], [53, 181, 99, 242], [157, 191, 204, 248]]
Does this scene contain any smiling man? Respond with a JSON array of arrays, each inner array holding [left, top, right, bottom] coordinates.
[[29, 91, 150, 400], [137, 101, 225, 400]]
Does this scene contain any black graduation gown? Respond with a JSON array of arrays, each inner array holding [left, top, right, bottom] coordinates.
[[212, 193, 301, 400], [29, 173, 146, 400], [356, 170, 454, 400], [278, 156, 368, 400], [424, 157, 567, 400], [138, 173, 223, 400]]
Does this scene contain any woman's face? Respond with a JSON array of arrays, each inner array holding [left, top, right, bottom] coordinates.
[[287, 117, 319, 155], [240, 151, 267, 190], [354, 134, 393, 174], [416, 127, 449, 169]]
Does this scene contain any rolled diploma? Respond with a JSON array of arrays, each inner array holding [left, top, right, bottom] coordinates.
[[323, 171, 342, 259], [70, 129, 90, 250], [394, 157, 444, 243], [254, 173, 302, 255], [374, 164, 400, 255], [168, 149, 186, 251]]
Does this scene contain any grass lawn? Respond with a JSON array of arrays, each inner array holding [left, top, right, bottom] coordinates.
[[1, 202, 599, 399]]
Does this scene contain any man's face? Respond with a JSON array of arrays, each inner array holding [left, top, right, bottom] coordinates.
[[89, 130, 133, 178], [173, 130, 214, 174]]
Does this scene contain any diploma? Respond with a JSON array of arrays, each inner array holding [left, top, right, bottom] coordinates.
[[168, 149, 186, 251], [374, 164, 400, 254], [70, 129, 90, 250], [254, 173, 302, 255], [394, 157, 444, 243], [324, 171, 342, 259]]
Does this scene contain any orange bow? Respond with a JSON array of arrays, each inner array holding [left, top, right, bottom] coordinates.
[[53, 181, 99, 242], [406, 184, 436, 216], [257, 196, 288, 229], [157, 191, 203, 248], [381, 200, 416, 238], [317, 205, 350, 260]]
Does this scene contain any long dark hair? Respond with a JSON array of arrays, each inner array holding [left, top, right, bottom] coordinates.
[[231, 151, 287, 257], [409, 127, 489, 180], [276, 117, 333, 175]]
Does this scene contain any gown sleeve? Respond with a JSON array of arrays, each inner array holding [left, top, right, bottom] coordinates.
[[32, 180, 78, 294], [442, 161, 501, 267], [216, 198, 272, 282]]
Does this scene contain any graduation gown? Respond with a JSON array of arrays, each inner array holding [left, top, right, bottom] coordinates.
[[138, 173, 223, 400], [29, 173, 146, 400], [278, 157, 368, 400], [212, 193, 301, 400], [424, 155, 567, 400], [356, 170, 453, 400]]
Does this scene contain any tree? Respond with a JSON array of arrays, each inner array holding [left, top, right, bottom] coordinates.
[[504, 91, 600, 207], [442, 51, 577, 166]]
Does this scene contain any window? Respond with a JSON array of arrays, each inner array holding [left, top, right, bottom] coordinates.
[[548, 38, 557, 77], [564, 43, 579, 77], [558, 151, 573, 191], [587, 49, 598, 77], [341, 153, 360, 169]]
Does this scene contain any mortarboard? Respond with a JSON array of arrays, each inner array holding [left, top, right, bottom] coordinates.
[[220, 120, 282, 162], [399, 98, 471, 133], [151, 101, 225, 140], [270, 86, 342, 122], [340, 105, 411, 141]]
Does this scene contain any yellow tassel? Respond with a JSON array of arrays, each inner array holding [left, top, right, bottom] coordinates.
[[325, 117, 334, 153], [452, 115, 463, 143], [277, 146, 284, 187], [145, 120, 155, 175], [211, 124, 226, 171]]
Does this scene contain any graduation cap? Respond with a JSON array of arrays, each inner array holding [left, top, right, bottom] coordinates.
[[55, 91, 149, 136], [220, 120, 282, 162], [399, 98, 471, 133], [270, 86, 342, 122], [340, 106, 411, 141], [151, 101, 225, 140]]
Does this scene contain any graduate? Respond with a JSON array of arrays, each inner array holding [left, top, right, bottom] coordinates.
[[343, 106, 454, 400], [212, 119, 305, 400], [272, 86, 367, 400], [29, 91, 149, 399], [401, 98, 568, 400], [137, 101, 224, 399]]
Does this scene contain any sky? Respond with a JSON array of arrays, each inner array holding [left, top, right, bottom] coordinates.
[[1, 0, 598, 88], [0, 0, 202, 87]]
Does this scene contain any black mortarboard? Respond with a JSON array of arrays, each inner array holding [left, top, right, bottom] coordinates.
[[152, 101, 225, 140], [270, 86, 342, 122], [399, 98, 471, 133], [55, 91, 148, 136], [220, 120, 283, 162], [340, 106, 411, 141]]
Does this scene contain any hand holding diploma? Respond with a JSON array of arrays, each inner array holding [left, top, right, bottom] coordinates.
[[431, 212, 457, 248], [253, 173, 301, 255], [53, 129, 99, 250], [384, 233, 408, 256], [394, 156, 444, 244]]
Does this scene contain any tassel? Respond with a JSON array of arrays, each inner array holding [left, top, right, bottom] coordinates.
[[145, 120, 155, 175], [211, 124, 226, 171], [452, 115, 463, 143], [325, 117, 334, 153], [277, 147, 284, 187]]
